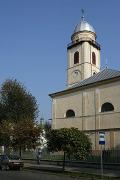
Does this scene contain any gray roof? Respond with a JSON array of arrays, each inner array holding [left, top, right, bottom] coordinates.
[[49, 68, 120, 97], [74, 19, 95, 34], [70, 68, 120, 89]]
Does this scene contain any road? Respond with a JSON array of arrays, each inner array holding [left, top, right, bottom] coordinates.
[[0, 170, 80, 180]]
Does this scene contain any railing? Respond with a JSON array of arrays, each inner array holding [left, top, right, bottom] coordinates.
[[23, 150, 120, 171], [21, 150, 120, 164], [67, 38, 100, 49]]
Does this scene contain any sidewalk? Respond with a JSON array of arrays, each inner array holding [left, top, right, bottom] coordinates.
[[24, 162, 120, 178]]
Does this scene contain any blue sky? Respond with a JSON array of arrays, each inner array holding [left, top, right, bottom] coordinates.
[[0, 0, 120, 121]]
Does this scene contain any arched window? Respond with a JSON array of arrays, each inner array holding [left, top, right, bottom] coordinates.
[[74, 51, 79, 64], [92, 52, 96, 65], [101, 102, 114, 112], [66, 109, 75, 118]]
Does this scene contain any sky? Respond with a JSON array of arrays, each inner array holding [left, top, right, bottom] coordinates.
[[0, 0, 120, 121]]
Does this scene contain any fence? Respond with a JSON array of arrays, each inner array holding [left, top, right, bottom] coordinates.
[[20, 150, 120, 164]]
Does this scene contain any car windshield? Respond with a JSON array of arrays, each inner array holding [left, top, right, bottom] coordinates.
[[8, 155, 20, 160]]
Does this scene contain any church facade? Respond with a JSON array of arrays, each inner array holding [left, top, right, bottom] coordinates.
[[49, 15, 120, 150]]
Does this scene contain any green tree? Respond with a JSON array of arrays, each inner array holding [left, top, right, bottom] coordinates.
[[44, 121, 51, 139], [47, 128, 91, 171], [0, 79, 38, 123], [0, 121, 13, 154], [0, 79, 40, 155]]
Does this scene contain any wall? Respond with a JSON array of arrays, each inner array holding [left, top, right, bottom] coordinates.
[[52, 80, 120, 149]]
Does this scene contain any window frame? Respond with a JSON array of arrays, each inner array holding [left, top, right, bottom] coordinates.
[[92, 52, 96, 65], [101, 102, 114, 112], [66, 109, 75, 118], [74, 51, 79, 64]]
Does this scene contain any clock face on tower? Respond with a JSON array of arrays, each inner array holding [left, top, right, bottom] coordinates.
[[72, 70, 80, 79]]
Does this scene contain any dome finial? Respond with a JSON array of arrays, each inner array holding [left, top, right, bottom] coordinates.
[[81, 9, 85, 21]]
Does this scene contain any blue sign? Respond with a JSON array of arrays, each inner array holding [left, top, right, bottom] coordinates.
[[99, 132, 105, 145]]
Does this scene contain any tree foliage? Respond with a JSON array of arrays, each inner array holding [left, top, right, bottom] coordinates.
[[0, 79, 41, 154], [44, 121, 51, 139], [12, 119, 42, 150], [47, 128, 92, 160], [0, 121, 13, 148], [0, 79, 39, 123], [0, 119, 42, 155]]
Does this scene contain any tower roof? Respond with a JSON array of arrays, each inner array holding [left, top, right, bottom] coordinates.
[[73, 13, 95, 34]]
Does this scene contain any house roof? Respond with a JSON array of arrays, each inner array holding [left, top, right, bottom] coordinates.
[[49, 68, 120, 97], [70, 68, 120, 89]]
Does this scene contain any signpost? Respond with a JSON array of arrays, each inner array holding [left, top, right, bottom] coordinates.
[[99, 132, 105, 179]]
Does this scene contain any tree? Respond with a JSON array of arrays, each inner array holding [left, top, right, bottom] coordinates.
[[0, 79, 40, 155], [47, 128, 92, 171], [12, 119, 42, 157], [0, 79, 39, 123], [44, 121, 51, 139], [0, 121, 13, 154]]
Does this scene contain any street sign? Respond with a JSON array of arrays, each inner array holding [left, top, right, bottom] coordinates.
[[99, 132, 105, 178], [99, 132, 105, 145]]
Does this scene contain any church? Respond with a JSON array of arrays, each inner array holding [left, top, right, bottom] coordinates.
[[49, 14, 120, 150]]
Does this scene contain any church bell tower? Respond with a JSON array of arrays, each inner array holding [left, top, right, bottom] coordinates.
[[67, 13, 101, 87]]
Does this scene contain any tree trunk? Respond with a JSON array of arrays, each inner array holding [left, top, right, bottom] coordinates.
[[62, 151, 66, 172], [19, 146, 22, 158]]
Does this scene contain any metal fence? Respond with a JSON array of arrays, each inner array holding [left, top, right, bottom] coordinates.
[[85, 150, 120, 163], [20, 150, 120, 164]]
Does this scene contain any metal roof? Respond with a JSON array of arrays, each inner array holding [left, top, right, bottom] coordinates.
[[74, 19, 95, 34], [49, 68, 120, 97], [70, 68, 120, 89]]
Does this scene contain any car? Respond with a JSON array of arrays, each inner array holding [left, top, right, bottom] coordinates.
[[0, 154, 24, 170]]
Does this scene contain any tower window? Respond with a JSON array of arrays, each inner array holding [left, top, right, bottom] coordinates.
[[92, 52, 96, 65], [101, 102, 114, 112], [74, 51, 79, 64], [66, 109, 75, 118]]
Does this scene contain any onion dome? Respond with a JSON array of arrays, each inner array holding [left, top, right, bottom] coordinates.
[[73, 11, 95, 34]]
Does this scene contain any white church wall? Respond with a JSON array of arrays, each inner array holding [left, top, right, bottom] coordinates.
[[52, 79, 120, 131], [55, 91, 83, 118]]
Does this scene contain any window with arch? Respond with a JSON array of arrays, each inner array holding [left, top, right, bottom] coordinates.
[[74, 51, 79, 64], [92, 52, 96, 65], [101, 102, 114, 112], [66, 109, 75, 118]]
